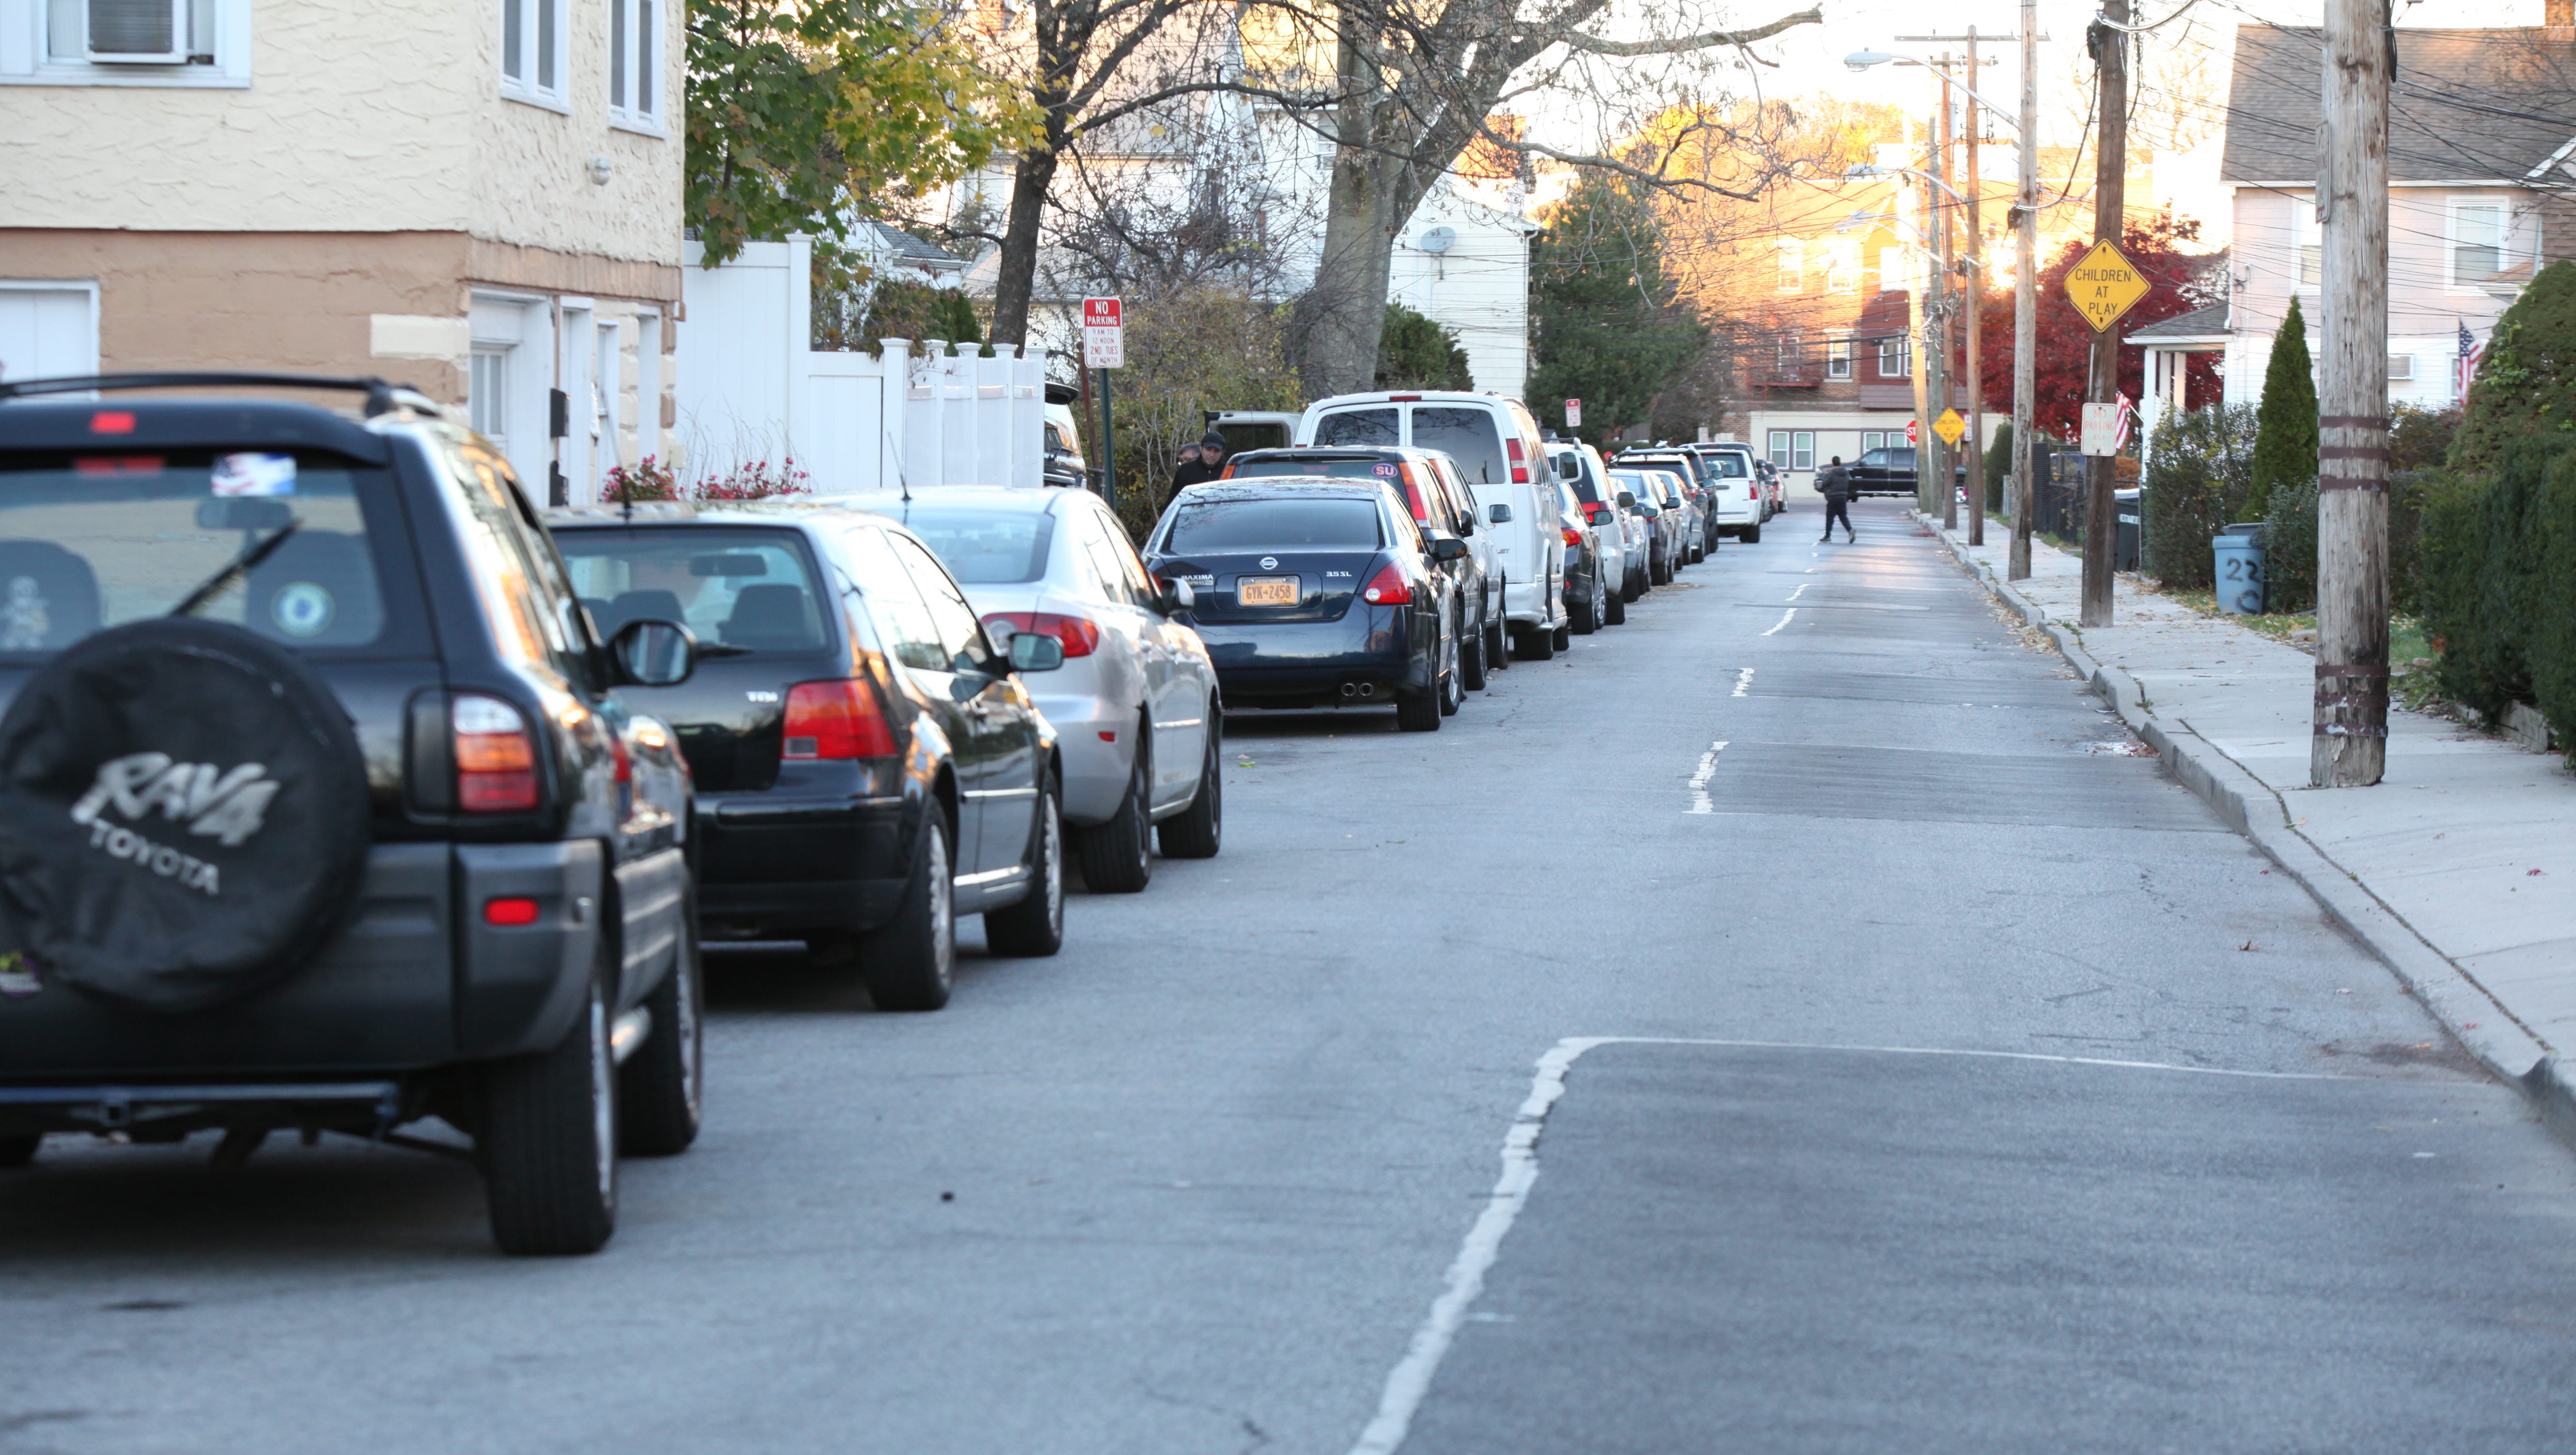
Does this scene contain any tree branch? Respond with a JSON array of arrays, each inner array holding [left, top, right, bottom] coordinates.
[[1561, 7, 1820, 58]]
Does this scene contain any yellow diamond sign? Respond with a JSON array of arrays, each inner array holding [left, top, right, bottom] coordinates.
[[1933, 408, 1966, 447], [2064, 240, 2151, 333]]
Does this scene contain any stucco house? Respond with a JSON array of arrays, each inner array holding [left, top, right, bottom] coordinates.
[[2202, 20, 2576, 421], [0, 0, 683, 504]]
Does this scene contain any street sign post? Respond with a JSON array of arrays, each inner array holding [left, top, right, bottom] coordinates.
[[1933, 408, 1966, 447], [2063, 240, 2149, 334], [1082, 298, 1123, 513], [2080, 401, 2119, 455], [1564, 398, 1582, 428]]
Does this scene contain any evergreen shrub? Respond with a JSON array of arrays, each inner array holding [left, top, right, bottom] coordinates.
[[2139, 403, 2256, 588]]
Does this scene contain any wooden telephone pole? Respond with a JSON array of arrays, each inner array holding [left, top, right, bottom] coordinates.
[[2078, 0, 2129, 627], [1963, 35, 1987, 546], [2010, 0, 2038, 579], [1933, 59, 1957, 530], [2313, 0, 2392, 785]]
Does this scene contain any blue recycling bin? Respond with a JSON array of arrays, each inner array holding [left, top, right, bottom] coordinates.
[[2213, 523, 2267, 614]]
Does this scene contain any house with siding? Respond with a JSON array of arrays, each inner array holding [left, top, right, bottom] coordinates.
[[0, 0, 683, 504]]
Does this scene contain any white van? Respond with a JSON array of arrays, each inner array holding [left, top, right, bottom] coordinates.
[[1296, 391, 1565, 655]]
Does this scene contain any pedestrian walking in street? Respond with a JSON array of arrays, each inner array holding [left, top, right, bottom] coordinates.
[[1816, 456, 1856, 543], [1165, 430, 1226, 507]]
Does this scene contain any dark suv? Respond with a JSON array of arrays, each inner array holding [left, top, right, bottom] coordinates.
[[0, 374, 704, 1256]]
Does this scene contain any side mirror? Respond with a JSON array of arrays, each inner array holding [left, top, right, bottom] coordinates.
[[1153, 576, 1196, 614], [1487, 502, 1513, 523], [610, 618, 697, 688], [1616, 491, 1636, 508], [1431, 537, 1468, 563], [1008, 631, 1066, 672]]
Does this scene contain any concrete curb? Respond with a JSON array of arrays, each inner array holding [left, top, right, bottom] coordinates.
[[1911, 512, 2573, 1128]]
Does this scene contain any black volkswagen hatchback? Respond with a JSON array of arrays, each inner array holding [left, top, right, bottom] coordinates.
[[1145, 479, 1459, 732], [547, 503, 1066, 1011]]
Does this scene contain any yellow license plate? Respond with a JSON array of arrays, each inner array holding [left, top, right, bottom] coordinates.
[[1237, 576, 1298, 606]]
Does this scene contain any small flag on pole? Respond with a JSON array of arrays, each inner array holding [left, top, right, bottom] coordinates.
[[2111, 391, 2136, 453], [2456, 319, 2484, 403]]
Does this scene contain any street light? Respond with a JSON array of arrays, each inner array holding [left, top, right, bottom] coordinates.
[[1848, 162, 1966, 204]]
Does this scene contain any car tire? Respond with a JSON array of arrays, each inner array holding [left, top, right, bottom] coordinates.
[[985, 772, 1064, 957], [617, 883, 704, 1157], [1157, 722, 1221, 860], [1622, 567, 1643, 602], [1605, 585, 1626, 625], [1743, 522, 1762, 545], [1077, 736, 1153, 893], [862, 814, 957, 1010], [1438, 624, 1462, 717], [1394, 683, 1442, 731], [1651, 550, 1671, 586], [1514, 624, 1555, 661], [1484, 584, 1510, 670], [0, 1135, 38, 1168], [482, 960, 618, 1257], [1460, 603, 1488, 691], [1551, 622, 1571, 651]]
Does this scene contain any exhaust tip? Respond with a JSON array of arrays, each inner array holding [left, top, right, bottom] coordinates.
[[1339, 681, 1358, 698], [1355, 681, 1376, 699]]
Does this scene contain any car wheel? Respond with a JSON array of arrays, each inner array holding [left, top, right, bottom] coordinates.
[[1571, 580, 1597, 635], [985, 771, 1064, 956], [1551, 621, 1571, 651], [862, 814, 957, 1010], [482, 958, 618, 1256], [1157, 719, 1222, 859], [1077, 733, 1152, 893], [1438, 621, 1462, 716], [1484, 584, 1510, 670], [1395, 682, 1443, 731], [1460, 603, 1489, 691], [1514, 624, 1555, 661], [1605, 584, 1626, 625], [1651, 550, 1671, 585], [1622, 567, 1643, 602], [0, 1135, 39, 1168], [1743, 521, 1762, 545], [617, 882, 703, 1157]]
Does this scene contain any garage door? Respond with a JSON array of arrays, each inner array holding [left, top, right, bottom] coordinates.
[[0, 285, 99, 385]]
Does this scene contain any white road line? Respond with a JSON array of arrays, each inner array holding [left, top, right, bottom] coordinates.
[[1759, 608, 1796, 636], [1786, 583, 1809, 602], [1731, 668, 1754, 698], [1343, 1035, 2349, 1455], [1685, 741, 1728, 814]]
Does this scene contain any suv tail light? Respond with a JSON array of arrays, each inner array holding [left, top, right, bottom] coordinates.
[[1561, 526, 1582, 546], [1361, 563, 1412, 605], [784, 679, 897, 759], [981, 611, 1101, 657], [1506, 437, 1529, 484], [454, 694, 541, 814], [1580, 501, 1610, 524]]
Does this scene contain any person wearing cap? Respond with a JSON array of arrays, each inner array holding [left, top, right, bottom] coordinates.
[[1166, 430, 1226, 505]]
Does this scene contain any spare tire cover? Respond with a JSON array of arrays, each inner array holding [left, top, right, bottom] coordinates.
[[0, 618, 372, 1013]]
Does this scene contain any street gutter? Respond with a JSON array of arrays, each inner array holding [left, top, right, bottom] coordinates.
[[1913, 510, 2576, 1150]]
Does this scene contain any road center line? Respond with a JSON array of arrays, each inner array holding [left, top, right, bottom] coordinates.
[[1685, 741, 1728, 814], [1731, 668, 1753, 698], [1759, 608, 1796, 637], [1786, 583, 1809, 602], [1343, 1036, 2351, 1455]]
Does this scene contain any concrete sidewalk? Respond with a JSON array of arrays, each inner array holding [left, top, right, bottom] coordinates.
[[1917, 512, 2576, 1132]]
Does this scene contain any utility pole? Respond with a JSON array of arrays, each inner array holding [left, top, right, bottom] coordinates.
[[2078, 0, 2129, 627], [2010, 0, 2038, 579], [2314, 0, 2391, 785], [1928, 58, 1955, 524], [1962, 32, 1987, 546], [1904, 132, 1933, 509]]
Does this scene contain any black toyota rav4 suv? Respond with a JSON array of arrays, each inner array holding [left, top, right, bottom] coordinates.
[[0, 373, 704, 1256]]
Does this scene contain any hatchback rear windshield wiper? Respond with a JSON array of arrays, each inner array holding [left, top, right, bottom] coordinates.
[[170, 519, 301, 619]]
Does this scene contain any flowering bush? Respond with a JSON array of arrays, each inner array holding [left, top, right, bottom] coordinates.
[[695, 458, 812, 501], [604, 455, 679, 503]]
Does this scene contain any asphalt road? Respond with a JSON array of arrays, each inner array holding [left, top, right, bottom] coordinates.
[[3, 499, 2572, 1454]]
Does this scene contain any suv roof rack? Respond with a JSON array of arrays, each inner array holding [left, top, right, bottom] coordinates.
[[0, 372, 440, 420]]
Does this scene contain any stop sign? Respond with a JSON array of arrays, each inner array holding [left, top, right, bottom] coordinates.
[[1905, 418, 1919, 445]]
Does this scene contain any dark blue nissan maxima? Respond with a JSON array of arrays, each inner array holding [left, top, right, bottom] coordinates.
[[1144, 478, 1462, 733]]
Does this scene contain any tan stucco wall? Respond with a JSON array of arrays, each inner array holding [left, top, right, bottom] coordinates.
[[0, 0, 681, 267]]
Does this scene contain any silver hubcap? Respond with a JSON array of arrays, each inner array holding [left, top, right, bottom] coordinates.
[[929, 824, 954, 989], [676, 943, 702, 1121], [586, 986, 614, 1202], [1040, 796, 1062, 931]]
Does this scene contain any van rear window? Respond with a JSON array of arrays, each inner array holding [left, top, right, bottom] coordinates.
[[0, 449, 389, 654], [1409, 407, 1505, 485], [1312, 409, 1399, 449]]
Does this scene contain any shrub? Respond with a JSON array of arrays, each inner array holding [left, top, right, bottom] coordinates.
[[2247, 296, 2316, 518], [1377, 304, 1473, 391], [605, 455, 679, 504], [2448, 258, 2576, 475], [2139, 403, 2257, 588], [695, 458, 812, 501], [1983, 422, 2011, 513], [2536, 449, 2576, 742], [2261, 478, 2321, 613], [2419, 434, 2573, 721]]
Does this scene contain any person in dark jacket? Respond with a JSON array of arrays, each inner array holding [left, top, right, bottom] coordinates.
[[1166, 430, 1226, 506], [1816, 457, 1856, 543]]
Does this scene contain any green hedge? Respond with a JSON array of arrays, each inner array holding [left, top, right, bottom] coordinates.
[[2139, 403, 2257, 588], [2417, 435, 2574, 725]]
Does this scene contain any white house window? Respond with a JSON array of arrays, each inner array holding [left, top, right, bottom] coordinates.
[[2387, 354, 2414, 382], [2296, 204, 2321, 290], [8, 0, 249, 85], [500, 0, 568, 109], [1825, 250, 1856, 294], [1878, 335, 1911, 378], [1776, 249, 1803, 293], [1826, 340, 1852, 379], [468, 350, 510, 449], [607, 0, 659, 130], [2452, 202, 2506, 287], [1775, 334, 1801, 375]]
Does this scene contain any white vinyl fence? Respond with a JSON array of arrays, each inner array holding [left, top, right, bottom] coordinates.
[[677, 236, 1045, 495]]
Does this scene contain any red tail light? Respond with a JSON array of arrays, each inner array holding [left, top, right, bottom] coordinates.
[[1507, 437, 1529, 484], [1561, 526, 1582, 546], [1362, 563, 1412, 605], [981, 611, 1101, 657], [484, 897, 541, 927], [1580, 501, 1610, 523], [1389, 393, 1423, 402], [784, 679, 898, 759], [454, 694, 541, 814], [90, 411, 136, 435]]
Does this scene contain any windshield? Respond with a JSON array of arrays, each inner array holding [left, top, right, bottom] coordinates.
[[1409, 407, 1505, 485], [0, 449, 389, 654], [885, 508, 1056, 584], [1162, 498, 1383, 553], [556, 527, 830, 652], [1313, 408, 1398, 449]]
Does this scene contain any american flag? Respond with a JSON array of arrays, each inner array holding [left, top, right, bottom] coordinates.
[[2112, 392, 2136, 452], [2457, 320, 2485, 402]]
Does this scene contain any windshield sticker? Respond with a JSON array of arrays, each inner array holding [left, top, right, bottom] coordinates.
[[271, 582, 337, 637], [0, 951, 38, 999], [211, 452, 297, 497], [1, 576, 52, 651], [1373, 463, 1399, 478]]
